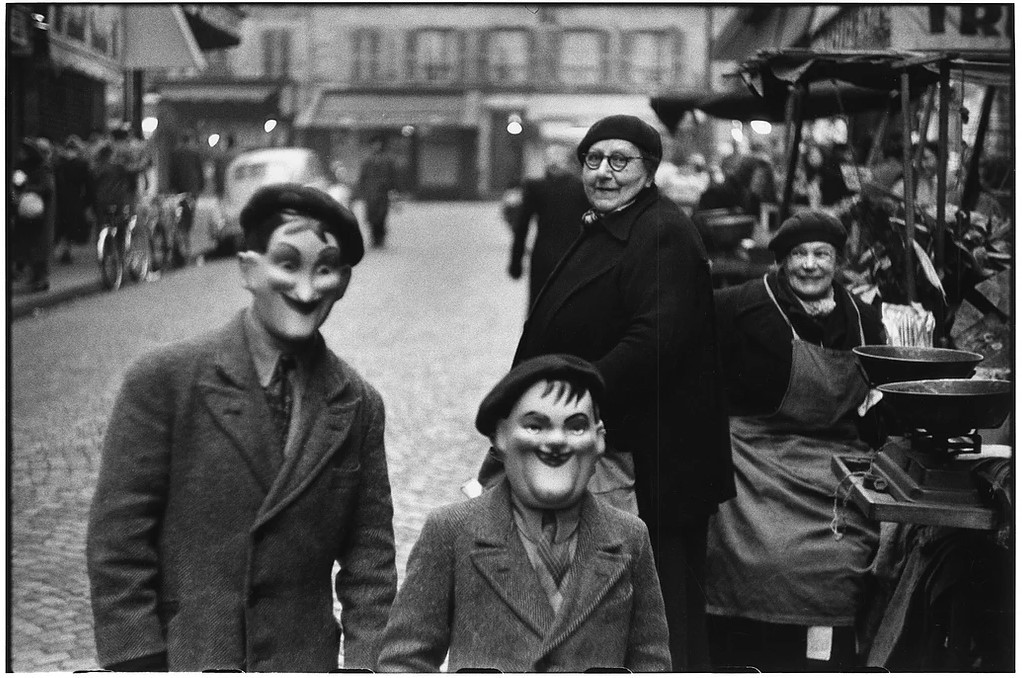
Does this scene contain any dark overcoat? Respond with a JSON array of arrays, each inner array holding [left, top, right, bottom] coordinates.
[[514, 185, 734, 525], [86, 312, 397, 672], [510, 172, 591, 307], [378, 480, 671, 672]]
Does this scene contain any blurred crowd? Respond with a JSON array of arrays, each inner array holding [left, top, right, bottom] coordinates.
[[10, 125, 152, 292]]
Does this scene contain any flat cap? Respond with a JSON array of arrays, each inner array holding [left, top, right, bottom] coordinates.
[[577, 114, 663, 168], [769, 209, 847, 262], [475, 354, 605, 437], [240, 183, 364, 265]]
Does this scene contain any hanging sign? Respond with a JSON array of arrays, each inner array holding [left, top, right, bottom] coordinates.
[[890, 5, 1012, 51]]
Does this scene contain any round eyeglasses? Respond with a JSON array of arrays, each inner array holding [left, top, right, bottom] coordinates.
[[582, 151, 644, 172]]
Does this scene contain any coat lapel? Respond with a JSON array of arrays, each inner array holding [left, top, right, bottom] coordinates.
[[197, 314, 279, 493], [523, 191, 654, 345], [542, 494, 630, 653], [469, 481, 556, 637], [255, 341, 360, 528]]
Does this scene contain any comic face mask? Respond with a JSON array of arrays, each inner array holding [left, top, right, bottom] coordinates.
[[493, 380, 605, 510]]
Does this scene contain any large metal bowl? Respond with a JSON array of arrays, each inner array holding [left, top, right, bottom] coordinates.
[[854, 345, 984, 385], [878, 379, 1013, 435]]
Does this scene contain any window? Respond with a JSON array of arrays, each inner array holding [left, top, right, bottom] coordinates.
[[61, 5, 88, 42], [411, 29, 461, 83], [486, 30, 529, 83], [626, 31, 674, 86], [262, 29, 292, 78], [558, 30, 606, 84], [353, 29, 382, 82]]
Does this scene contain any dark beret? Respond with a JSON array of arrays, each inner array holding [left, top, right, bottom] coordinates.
[[475, 354, 606, 437], [769, 210, 847, 262], [577, 115, 663, 168], [240, 183, 364, 265]]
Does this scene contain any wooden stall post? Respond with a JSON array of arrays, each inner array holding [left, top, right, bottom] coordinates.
[[779, 81, 806, 223], [934, 59, 951, 344], [900, 71, 917, 302], [961, 85, 996, 211]]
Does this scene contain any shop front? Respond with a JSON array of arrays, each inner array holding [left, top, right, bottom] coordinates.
[[295, 90, 478, 199]]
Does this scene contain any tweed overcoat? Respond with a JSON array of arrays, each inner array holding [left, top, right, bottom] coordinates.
[[378, 480, 671, 672], [514, 185, 734, 525], [86, 312, 397, 672]]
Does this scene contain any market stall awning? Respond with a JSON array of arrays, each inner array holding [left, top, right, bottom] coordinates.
[[743, 49, 944, 94], [158, 83, 278, 104], [181, 4, 245, 50], [122, 5, 205, 71], [651, 81, 909, 129], [296, 91, 471, 129]]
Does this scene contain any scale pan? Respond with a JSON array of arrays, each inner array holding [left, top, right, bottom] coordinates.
[[878, 379, 1012, 435], [854, 346, 983, 385]]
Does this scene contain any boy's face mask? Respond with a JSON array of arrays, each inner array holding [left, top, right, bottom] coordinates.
[[238, 219, 351, 345], [493, 381, 605, 511]]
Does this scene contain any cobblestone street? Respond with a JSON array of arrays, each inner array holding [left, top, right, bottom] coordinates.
[[8, 201, 528, 671]]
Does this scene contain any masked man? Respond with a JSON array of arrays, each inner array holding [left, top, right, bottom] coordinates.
[[87, 184, 397, 671], [379, 354, 670, 672]]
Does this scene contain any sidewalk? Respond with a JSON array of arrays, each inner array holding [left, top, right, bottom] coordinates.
[[10, 243, 104, 320]]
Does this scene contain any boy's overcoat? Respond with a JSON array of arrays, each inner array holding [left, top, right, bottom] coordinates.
[[87, 312, 397, 672], [378, 480, 671, 672]]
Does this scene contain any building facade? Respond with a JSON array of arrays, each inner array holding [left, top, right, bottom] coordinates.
[[8, 4, 242, 160], [155, 4, 715, 199]]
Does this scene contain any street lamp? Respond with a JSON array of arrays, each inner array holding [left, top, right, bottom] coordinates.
[[141, 116, 159, 139], [264, 119, 278, 134], [506, 113, 523, 135], [208, 133, 221, 148]]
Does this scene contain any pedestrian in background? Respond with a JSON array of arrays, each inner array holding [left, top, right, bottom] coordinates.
[[355, 135, 400, 248], [168, 131, 207, 250], [110, 124, 151, 200], [508, 144, 590, 308], [11, 137, 57, 292], [213, 133, 238, 200], [481, 114, 735, 670], [54, 134, 94, 264], [381, 355, 671, 672], [87, 184, 397, 671]]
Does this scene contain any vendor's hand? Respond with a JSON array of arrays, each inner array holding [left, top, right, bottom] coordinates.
[[508, 260, 523, 280], [857, 388, 884, 417]]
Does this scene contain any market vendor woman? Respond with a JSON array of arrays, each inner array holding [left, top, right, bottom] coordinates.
[[705, 210, 885, 671]]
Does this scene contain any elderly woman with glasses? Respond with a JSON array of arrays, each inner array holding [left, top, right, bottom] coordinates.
[[490, 114, 736, 670], [705, 211, 885, 672]]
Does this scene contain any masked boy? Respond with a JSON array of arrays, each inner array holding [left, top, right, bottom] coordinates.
[[87, 184, 397, 671], [379, 354, 670, 672]]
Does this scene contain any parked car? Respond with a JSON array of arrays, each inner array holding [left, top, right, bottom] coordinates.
[[212, 147, 352, 252]]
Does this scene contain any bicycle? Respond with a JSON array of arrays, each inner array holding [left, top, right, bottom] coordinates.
[[96, 203, 152, 291]]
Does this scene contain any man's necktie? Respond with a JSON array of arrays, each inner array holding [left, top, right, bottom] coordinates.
[[581, 209, 600, 228], [537, 510, 572, 587], [265, 354, 296, 455]]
